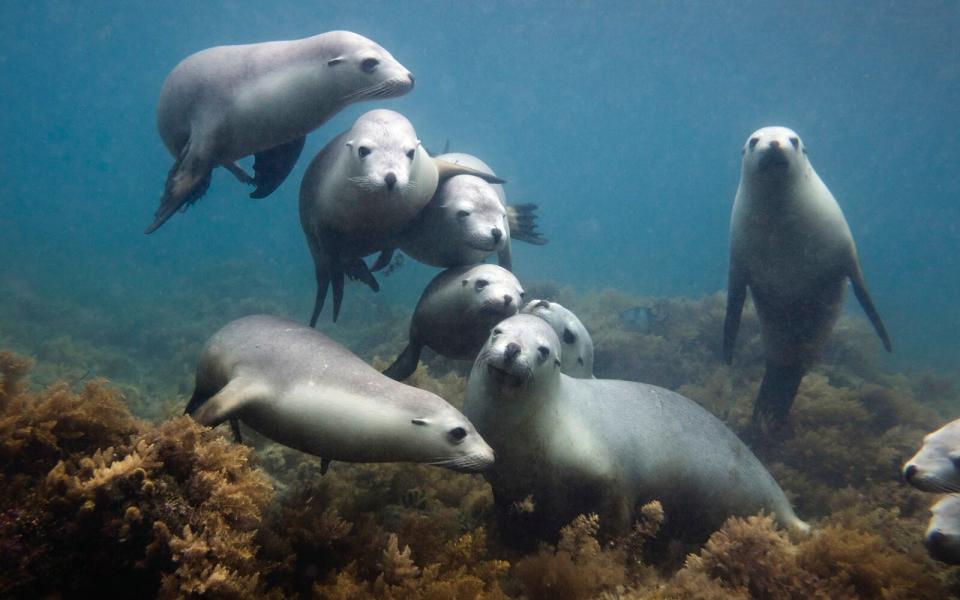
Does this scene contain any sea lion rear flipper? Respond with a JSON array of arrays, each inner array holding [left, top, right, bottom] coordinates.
[[189, 377, 267, 428], [250, 136, 307, 199], [145, 138, 213, 234], [722, 265, 748, 364], [849, 263, 892, 352], [383, 342, 423, 381], [434, 159, 507, 184], [370, 249, 395, 272], [344, 257, 380, 292], [752, 363, 805, 429], [506, 203, 548, 245]]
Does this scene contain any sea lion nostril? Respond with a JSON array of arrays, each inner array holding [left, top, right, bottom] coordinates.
[[384, 172, 397, 189], [904, 464, 918, 481], [769, 140, 780, 149], [504, 295, 513, 306], [408, 73, 415, 87], [492, 228, 502, 242], [504, 342, 521, 363]]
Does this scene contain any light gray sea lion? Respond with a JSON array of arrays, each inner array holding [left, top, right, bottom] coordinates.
[[904, 418, 960, 493], [299, 110, 505, 324], [387, 153, 546, 271], [464, 314, 808, 546], [723, 126, 892, 428], [383, 264, 524, 381], [925, 494, 960, 565], [146, 31, 414, 233], [520, 299, 594, 378], [184, 314, 494, 473]]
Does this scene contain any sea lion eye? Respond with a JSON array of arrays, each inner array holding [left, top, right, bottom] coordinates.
[[448, 426, 467, 443], [749, 137, 759, 149], [361, 58, 380, 73], [519, 291, 525, 300], [358, 146, 371, 158], [537, 346, 550, 360], [457, 210, 470, 218], [406, 149, 415, 160], [475, 279, 489, 290], [563, 328, 577, 344], [790, 137, 800, 149]]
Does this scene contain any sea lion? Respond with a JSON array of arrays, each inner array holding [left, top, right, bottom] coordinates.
[[925, 494, 960, 565], [903, 418, 960, 493], [520, 299, 594, 378], [299, 110, 505, 324], [185, 314, 495, 473], [723, 126, 892, 428], [383, 264, 524, 381], [464, 314, 808, 546], [147, 31, 414, 233], [389, 152, 546, 270]]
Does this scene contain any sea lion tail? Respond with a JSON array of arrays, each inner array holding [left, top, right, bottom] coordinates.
[[506, 204, 548, 245], [752, 363, 805, 428], [383, 343, 422, 381]]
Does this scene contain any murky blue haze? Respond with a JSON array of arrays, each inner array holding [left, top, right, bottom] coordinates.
[[1, 1, 958, 374]]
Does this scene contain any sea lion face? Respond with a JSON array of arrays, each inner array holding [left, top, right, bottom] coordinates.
[[925, 495, 960, 565], [903, 419, 960, 493], [460, 264, 524, 320], [741, 126, 808, 180], [324, 32, 414, 102], [440, 176, 508, 253], [346, 110, 422, 193], [521, 299, 593, 376], [477, 314, 561, 391], [408, 406, 495, 472]]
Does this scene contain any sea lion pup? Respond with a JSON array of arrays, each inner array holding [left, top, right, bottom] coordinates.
[[464, 314, 808, 546], [184, 315, 494, 474], [147, 31, 415, 233], [903, 418, 960, 493], [299, 110, 506, 324], [723, 126, 892, 428], [925, 494, 960, 565], [384, 152, 546, 271], [520, 299, 594, 378], [383, 264, 524, 381]]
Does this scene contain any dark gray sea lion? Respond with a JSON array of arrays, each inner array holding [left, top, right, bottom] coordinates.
[[723, 126, 891, 428], [383, 264, 524, 381], [185, 314, 494, 473], [464, 314, 808, 546], [904, 418, 960, 493], [299, 110, 505, 324], [925, 494, 960, 565], [147, 31, 414, 233], [520, 299, 594, 378]]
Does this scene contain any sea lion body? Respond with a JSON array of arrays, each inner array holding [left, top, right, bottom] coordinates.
[[723, 126, 891, 427], [383, 264, 523, 381], [904, 418, 960, 493], [925, 494, 960, 565], [185, 314, 494, 472], [465, 314, 808, 545], [521, 299, 594, 378], [147, 31, 414, 233]]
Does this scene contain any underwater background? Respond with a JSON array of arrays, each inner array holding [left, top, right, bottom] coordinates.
[[1, 1, 960, 598]]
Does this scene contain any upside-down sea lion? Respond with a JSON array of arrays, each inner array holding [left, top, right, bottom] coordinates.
[[520, 299, 594, 378]]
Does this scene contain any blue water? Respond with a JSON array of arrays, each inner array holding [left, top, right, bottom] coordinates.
[[1, 1, 958, 372]]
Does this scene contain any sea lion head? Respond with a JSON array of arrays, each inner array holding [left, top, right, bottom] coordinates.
[[520, 299, 593, 376], [323, 31, 414, 102], [346, 109, 424, 194], [407, 404, 495, 473], [439, 176, 509, 253], [741, 126, 808, 181], [460, 264, 523, 320], [925, 495, 960, 565], [476, 314, 562, 392], [903, 419, 960, 493]]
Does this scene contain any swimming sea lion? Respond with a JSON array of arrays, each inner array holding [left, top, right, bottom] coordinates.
[[147, 31, 414, 233], [383, 264, 524, 381], [464, 314, 808, 546], [903, 418, 960, 493], [299, 110, 505, 324], [185, 314, 495, 473], [925, 494, 960, 565], [520, 299, 594, 378], [723, 126, 892, 428]]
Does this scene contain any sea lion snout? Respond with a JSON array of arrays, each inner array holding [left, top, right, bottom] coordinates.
[[503, 342, 521, 364], [384, 172, 397, 190]]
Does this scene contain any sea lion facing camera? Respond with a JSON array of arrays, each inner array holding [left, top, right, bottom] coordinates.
[[147, 31, 414, 233], [185, 315, 494, 473], [521, 299, 594, 378], [903, 418, 960, 493], [723, 126, 891, 428], [299, 110, 505, 324], [464, 314, 808, 546], [383, 264, 524, 381]]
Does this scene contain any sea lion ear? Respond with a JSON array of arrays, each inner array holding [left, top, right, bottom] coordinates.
[[554, 357, 561, 367], [462, 279, 469, 286], [411, 418, 429, 426], [345, 139, 354, 149], [327, 56, 345, 66]]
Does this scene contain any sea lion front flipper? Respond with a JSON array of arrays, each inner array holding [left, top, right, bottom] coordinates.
[[145, 137, 213, 234], [383, 342, 424, 381], [320, 458, 331, 475], [330, 259, 346, 323], [506, 203, 548, 245], [434, 159, 507, 184], [848, 262, 892, 352], [752, 362, 805, 429], [250, 136, 307, 199], [229, 418, 243, 443], [722, 263, 748, 364], [189, 377, 267, 428], [369, 249, 395, 272], [344, 257, 380, 292]]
